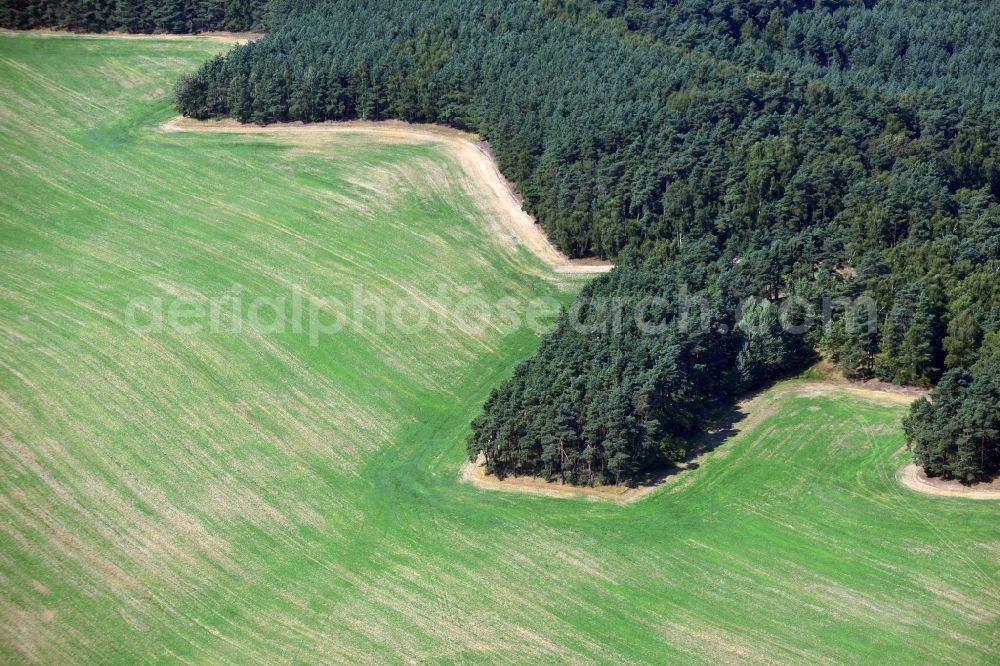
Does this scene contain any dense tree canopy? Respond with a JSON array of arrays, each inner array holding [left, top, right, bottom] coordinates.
[[469, 250, 813, 484], [0, 0, 267, 33], [169, 0, 1000, 483], [904, 358, 1000, 483]]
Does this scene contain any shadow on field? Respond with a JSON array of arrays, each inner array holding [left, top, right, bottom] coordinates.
[[626, 393, 757, 490]]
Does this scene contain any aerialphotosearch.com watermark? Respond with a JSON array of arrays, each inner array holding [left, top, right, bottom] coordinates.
[[124, 284, 565, 346], [123, 283, 879, 346]]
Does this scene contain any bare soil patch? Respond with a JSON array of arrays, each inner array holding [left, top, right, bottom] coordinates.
[[159, 117, 613, 275], [897, 464, 1000, 500]]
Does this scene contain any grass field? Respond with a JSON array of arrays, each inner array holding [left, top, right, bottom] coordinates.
[[1, 34, 998, 664]]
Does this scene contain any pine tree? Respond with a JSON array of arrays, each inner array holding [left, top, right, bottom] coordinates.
[[762, 8, 783, 47], [736, 299, 787, 388], [113, 0, 152, 32], [894, 289, 939, 387], [840, 305, 878, 380], [943, 310, 981, 370], [153, 0, 186, 32]]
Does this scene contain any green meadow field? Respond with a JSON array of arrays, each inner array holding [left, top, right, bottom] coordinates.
[[0, 33, 998, 663]]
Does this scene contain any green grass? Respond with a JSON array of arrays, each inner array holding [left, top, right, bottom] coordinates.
[[1, 34, 998, 664]]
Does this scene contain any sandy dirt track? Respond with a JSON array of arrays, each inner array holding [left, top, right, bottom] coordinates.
[[160, 117, 614, 275], [461, 453, 670, 504], [461, 376, 933, 504], [897, 464, 1000, 500]]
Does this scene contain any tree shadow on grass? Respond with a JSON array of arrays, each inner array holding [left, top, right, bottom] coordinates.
[[623, 385, 767, 490]]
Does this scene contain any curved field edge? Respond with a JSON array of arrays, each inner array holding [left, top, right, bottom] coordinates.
[[898, 464, 1000, 500], [0, 33, 998, 664], [459, 376, 927, 505], [160, 116, 614, 275]]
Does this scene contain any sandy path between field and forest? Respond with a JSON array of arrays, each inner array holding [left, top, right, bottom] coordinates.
[[461, 452, 670, 504], [813, 366, 998, 500], [160, 117, 614, 275], [460, 376, 938, 504], [897, 464, 1000, 500]]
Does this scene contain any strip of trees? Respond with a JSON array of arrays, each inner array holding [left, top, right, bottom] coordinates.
[[169, 0, 999, 484], [0, 0, 266, 33]]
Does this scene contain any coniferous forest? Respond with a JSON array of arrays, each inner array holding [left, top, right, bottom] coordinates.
[[0, 0, 266, 33], [168, 0, 998, 483]]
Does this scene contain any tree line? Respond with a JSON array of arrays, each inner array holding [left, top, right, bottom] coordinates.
[[0, 0, 267, 33], [169, 0, 999, 483]]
